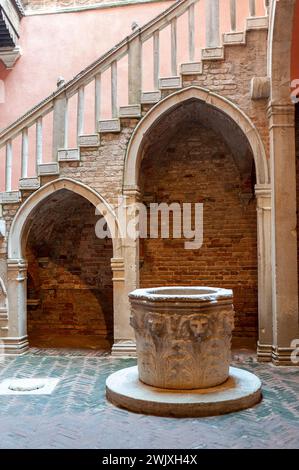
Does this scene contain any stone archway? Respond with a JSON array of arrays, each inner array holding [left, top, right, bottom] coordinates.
[[122, 86, 271, 359], [124, 86, 269, 189], [5, 177, 125, 354]]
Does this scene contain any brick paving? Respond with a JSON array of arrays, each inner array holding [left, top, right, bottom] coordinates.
[[0, 349, 298, 449]]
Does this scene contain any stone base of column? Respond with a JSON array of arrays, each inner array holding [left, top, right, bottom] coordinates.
[[0, 336, 29, 355], [111, 340, 137, 357], [271, 347, 299, 366], [257, 342, 272, 363]]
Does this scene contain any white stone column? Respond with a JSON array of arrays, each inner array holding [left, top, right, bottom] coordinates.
[[111, 187, 140, 356], [4, 259, 29, 354], [255, 184, 273, 362], [111, 257, 136, 355], [268, 103, 299, 365]]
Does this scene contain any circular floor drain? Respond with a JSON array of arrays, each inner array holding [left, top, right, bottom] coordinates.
[[8, 380, 45, 392]]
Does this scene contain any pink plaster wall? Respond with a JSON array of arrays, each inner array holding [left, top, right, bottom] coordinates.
[[0, 1, 173, 130], [0, 0, 267, 191]]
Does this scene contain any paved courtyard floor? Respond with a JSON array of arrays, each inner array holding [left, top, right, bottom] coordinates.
[[0, 349, 298, 449]]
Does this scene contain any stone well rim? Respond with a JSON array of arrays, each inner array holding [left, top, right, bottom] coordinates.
[[129, 286, 233, 303]]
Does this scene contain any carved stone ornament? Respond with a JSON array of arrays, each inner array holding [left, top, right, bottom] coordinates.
[[129, 286, 234, 390]]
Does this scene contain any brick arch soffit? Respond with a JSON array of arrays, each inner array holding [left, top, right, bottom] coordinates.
[[8, 177, 123, 261], [123, 86, 269, 189]]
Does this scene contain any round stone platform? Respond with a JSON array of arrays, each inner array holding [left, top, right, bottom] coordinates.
[[106, 366, 262, 418]]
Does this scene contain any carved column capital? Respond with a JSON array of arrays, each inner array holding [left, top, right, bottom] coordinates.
[[111, 258, 125, 282], [7, 258, 27, 281], [267, 102, 295, 130], [122, 185, 141, 202]]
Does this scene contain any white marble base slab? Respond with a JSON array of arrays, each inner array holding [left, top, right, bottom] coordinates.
[[106, 366, 262, 417]]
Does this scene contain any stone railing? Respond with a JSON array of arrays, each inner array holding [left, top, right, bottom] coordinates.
[[0, 0, 268, 196]]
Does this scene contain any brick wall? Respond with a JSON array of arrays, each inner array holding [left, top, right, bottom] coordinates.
[[140, 119, 258, 339], [26, 190, 113, 344]]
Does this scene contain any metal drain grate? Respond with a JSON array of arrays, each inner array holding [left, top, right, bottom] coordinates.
[[0, 378, 59, 395]]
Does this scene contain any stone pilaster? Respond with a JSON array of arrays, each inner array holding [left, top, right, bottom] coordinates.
[[111, 186, 140, 356], [255, 184, 272, 362], [268, 103, 299, 365], [3, 259, 29, 354]]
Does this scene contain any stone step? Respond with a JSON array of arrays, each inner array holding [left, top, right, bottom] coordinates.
[[223, 31, 246, 46], [119, 105, 141, 118], [0, 191, 21, 204], [159, 76, 182, 90], [202, 47, 224, 61], [141, 91, 161, 104], [58, 148, 80, 162], [180, 62, 203, 75], [19, 177, 40, 191], [78, 134, 100, 147], [38, 162, 60, 176], [98, 118, 121, 133]]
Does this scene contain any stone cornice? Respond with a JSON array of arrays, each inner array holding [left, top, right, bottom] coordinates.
[[24, 0, 173, 17], [267, 102, 295, 130]]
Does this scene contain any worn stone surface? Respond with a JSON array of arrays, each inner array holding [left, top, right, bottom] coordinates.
[[130, 287, 234, 389], [106, 365, 262, 417]]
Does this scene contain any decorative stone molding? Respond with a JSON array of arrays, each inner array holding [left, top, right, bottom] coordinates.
[[119, 105, 141, 118], [159, 77, 181, 89], [129, 287, 234, 390], [111, 258, 125, 282], [122, 185, 141, 200], [19, 177, 40, 190], [0, 336, 29, 355], [98, 118, 121, 133], [272, 347, 298, 366], [38, 162, 59, 176], [0, 191, 21, 204], [24, 0, 172, 15], [78, 134, 100, 147], [7, 258, 27, 278], [202, 47, 224, 60], [267, 103, 294, 129], [180, 62, 203, 75], [111, 340, 137, 357], [0, 46, 21, 69], [257, 342, 272, 363], [251, 77, 270, 100], [57, 148, 80, 162]]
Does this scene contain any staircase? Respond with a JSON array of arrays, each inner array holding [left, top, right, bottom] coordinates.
[[0, 0, 269, 201]]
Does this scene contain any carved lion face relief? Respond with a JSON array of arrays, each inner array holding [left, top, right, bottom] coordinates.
[[189, 316, 209, 339]]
